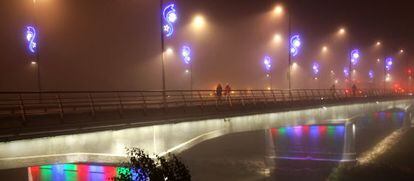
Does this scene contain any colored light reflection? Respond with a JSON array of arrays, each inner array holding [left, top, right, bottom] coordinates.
[[25, 26, 37, 54], [28, 164, 130, 181], [272, 124, 345, 161], [163, 4, 177, 37], [290, 34, 301, 57]]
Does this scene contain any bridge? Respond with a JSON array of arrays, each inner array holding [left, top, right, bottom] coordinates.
[[0, 89, 413, 169]]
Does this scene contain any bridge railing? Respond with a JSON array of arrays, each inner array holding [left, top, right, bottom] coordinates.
[[0, 89, 407, 122]]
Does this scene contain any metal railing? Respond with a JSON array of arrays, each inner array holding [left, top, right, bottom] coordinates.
[[0, 89, 407, 123]]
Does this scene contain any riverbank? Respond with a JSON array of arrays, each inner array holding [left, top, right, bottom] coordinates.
[[329, 128, 414, 180]]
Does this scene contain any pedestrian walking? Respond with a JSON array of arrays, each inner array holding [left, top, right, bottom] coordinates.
[[216, 83, 223, 104], [224, 83, 232, 105], [352, 84, 357, 97]]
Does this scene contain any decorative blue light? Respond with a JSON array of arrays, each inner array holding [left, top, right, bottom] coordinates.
[[312, 62, 320, 76], [263, 56, 272, 71], [350, 49, 360, 66], [290, 34, 301, 57], [25, 26, 37, 54], [369, 70, 374, 79], [385, 57, 393, 71], [181, 46, 191, 64], [163, 4, 177, 37], [343, 67, 350, 78]]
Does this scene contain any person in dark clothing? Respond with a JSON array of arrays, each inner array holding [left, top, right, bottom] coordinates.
[[352, 84, 357, 96], [224, 83, 232, 105], [216, 84, 223, 104], [330, 84, 336, 98]]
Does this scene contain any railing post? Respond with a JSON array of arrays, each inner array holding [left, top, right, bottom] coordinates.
[[140, 92, 147, 115], [281, 90, 286, 102], [181, 91, 187, 112], [271, 90, 277, 103], [56, 94, 64, 120], [18, 94, 26, 123], [198, 91, 204, 110], [251, 90, 257, 106], [261, 90, 267, 105], [240, 90, 246, 107], [88, 93, 96, 117], [117, 92, 123, 118]]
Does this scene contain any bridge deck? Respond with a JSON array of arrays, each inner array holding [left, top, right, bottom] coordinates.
[[0, 89, 409, 141]]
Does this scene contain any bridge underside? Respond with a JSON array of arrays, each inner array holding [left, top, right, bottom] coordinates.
[[0, 98, 412, 169], [0, 95, 411, 142]]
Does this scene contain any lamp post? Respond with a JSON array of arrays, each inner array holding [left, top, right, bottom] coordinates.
[[263, 56, 272, 89], [349, 49, 360, 86], [181, 46, 192, 91], [29, 0, 41, 92], [160, 1, 177, 105], [384, 57, 393, 91]]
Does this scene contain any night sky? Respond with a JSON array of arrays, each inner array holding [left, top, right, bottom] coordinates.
[[0, 0, 412, 91]]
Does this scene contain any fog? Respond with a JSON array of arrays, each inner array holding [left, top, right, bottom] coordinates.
[[0, 0, 412, 91]]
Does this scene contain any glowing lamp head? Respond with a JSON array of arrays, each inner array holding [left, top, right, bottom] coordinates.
[[263, 56, 272, 71], [312, 62, 320, 75], [193, 15, 206, 29], [343, 67, 350, 78], [385, 57, 393, 71], [369, 70, 374, 79], [163, 4, 178, 37], [290, 34, 301, 57], [274, 5, 283, 15], [338, 27, 346, 35], [25, 26, 37, 54], [350, 49, 360, 65], [167, 12, 177, 23], [181, 46, 191, 64]]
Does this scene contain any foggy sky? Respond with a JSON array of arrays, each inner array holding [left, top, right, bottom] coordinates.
[[0, 0, 412, 91]]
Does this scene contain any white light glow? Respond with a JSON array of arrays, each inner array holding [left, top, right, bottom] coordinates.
[[192, 15, 206, 29], [274, 5, 284, 15], [273, 34, 282, 43]]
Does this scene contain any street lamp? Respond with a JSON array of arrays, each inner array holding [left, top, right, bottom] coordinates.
[[349, 49, 360, 84], [376, 41, 381, 46], [27, 0, 42, 92], [192, 15, 206, 30], [162, 3, 178, 38], [263, 55, 273, 89], [273, 33, 282, 43], [322, 46, 328, 53], [181, 45, 193, 90], [338, 28, 346, 36], [160, 2, 178, 106], [273, 5, 284, 15], [384, 57, 393, 90], [288, 33, 302, 90], [312, 62, 320, 80]]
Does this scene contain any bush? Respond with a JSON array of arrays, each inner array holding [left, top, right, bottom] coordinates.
[[116, 148, 191, 181]]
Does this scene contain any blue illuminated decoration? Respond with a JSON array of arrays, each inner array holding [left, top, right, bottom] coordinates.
[[350, 49, 360, 66], [25, 26, 37, 54], [181, 46, 191, 64], [163, 4, 177, 37], [312, 62, 320, 76], [385, 57, 393, 71], [343, 67, 350, 78], [263, 56, 272, 72], [369, 70, 374, 79], [290, 34, 301, 57]]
